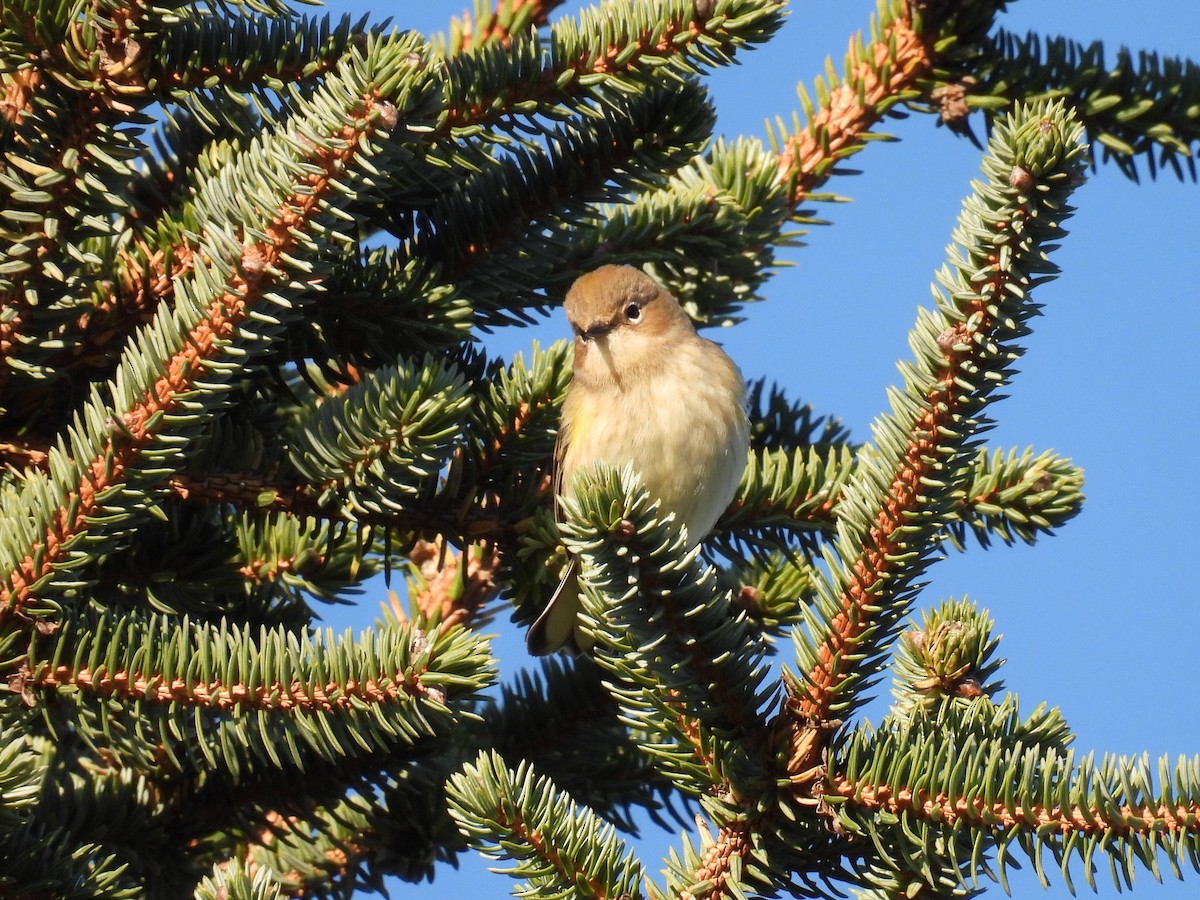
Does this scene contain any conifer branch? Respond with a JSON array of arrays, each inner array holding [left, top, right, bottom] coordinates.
[[833, 717, 1200, 894], [182, 729, 469, 884], [153, 13, 370, 96], [0, 12, 368, 420], [197, 859, 283, 900], [720, 444, 1084, 553], [28, 650, 439, 713], [436, 0, 783, 141], [285, 353, 472, 519], [676, 819, 751, 900], [773, 8, 931, 206], [485, 660, 685, 834], [448, 0, 561, 55], [404, 538, 503, 634], [561, 466, 775, 804], [426, 80, 718, 324], [23, 613, 476, 715], [22, 607, 495, 775], [447, 750, 647, 899], [168, 471, 501, 542], [973, 31, 1200, 181], [454, 342, 568, 532], [0, 34, 433, 633], [833, 775, 1200, 841], [560, 0, 783, 82], [0, 2, 160, 401], [790, 101, 1087, 724]]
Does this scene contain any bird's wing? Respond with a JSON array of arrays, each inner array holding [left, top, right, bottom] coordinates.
[[552, 389, 591, 521], [551, 409, 570, 523]]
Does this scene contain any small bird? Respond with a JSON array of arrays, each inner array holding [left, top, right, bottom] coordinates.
[[527, 265, 751, 655]]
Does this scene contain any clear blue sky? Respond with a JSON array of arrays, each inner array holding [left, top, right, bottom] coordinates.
[[315, 2, 1200, 896]]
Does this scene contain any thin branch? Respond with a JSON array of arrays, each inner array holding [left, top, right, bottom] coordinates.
[[405, 538, 503, 634], [24, 659, 438, 712], [776, 15, 933, 207], [0, 94, 398, 625], [450, 0, 562, 55], [832, 773, 1200, 839], [167, 472, 513, 542]]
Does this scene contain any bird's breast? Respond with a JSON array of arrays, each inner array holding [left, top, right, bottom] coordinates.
[[560, 342, 749, 545]]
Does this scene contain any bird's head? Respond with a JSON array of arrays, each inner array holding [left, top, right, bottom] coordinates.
[[563, 266, 695, 385]]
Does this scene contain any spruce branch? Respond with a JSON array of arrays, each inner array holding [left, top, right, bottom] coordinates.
[[829, 611, 1072, 897], [0, 759, 190, 896], [745, 378, 851, 451], [0, 826, 143, 899], [0, 70, 150, 402], [771, 2, 934, 208], [151, 12, 372, 99], [833, 726, 1200, 895], [717, 443, 1084, 559], [888, 597, 1006, 727], [22, 607, 495, 776], [424, 79, 719, 325], [447, 0, 562, 56], [659, 817, 753, 900], [236, 789, 444, 895], [789, 99, 1088, 724], [971, 31, 1200, 181], [441, 0, 785, 134], [561, 465, 775, 800], [168, 468, 498, 543], [402, 538, 503, 635], [594, 135, 799, 325], [233, 511, 375, 610], [0, 31, 435, 641], [0, 729, 44, 828], [947, 446, 1084, 550], [301, 247, 475, 365], [447, 749, 647, 900], [0, 0, 228, 410], [180, 730, 477, 891], [486, 659, 688, 834], [457, 341, 569, 521], [285, 353, 471, 518], [197, 858, 284, 900], [554, 0, 785, 86], [0, 438, 51, 476], [77, 501, 317, 625]]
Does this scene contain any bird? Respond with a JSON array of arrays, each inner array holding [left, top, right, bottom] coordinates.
[[526, 265, 750, 655]]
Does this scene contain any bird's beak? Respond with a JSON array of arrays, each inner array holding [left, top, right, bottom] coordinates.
[[579, 321, 615, 343]]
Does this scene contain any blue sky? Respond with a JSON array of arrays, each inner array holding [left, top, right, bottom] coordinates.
[[313, 2, 1200, 897]]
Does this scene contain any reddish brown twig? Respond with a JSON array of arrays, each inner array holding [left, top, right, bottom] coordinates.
[[406, 538, 502, 634], [831, 772, 1200, 839], [23, 659, 440, 712], [0, 97, 397, 627], [451, 0, 562, 55], [776, 15, 933, 208]]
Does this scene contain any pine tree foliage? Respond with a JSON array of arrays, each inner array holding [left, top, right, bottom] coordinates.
[[0, 0, 1197, 896], [967, 31, 1200, 180], [448, 749, 648, 899]]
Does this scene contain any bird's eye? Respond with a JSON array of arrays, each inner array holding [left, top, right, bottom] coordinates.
[[625, 302, 642, 322]]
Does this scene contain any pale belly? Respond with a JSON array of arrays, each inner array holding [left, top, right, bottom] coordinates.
[[560, 361, 749, 546]]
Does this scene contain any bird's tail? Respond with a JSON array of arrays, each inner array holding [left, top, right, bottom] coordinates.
[[526, 557, 589, 656]]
